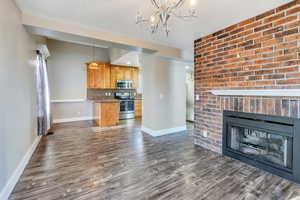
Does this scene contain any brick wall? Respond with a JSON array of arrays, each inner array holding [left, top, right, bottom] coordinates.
[[194, 0, 300, 153]]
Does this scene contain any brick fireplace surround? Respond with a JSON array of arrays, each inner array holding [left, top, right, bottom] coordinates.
[[194, 0, 300, 153]]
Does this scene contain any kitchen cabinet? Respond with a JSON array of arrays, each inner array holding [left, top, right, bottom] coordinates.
[[110, 66, 121, 88], [87, 63, 139, 89], [87, 62, 111, 89], [94, 102, 120, 126], [135, 100, 142, 117], [131, 68, 139, 89], [110, 65, 139, 89]]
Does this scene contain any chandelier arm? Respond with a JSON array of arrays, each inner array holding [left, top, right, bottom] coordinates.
[[171, 10, 197, 20], [150, 0, 160, 8], [172, 0, 185, 9], [136, 19, 149, 24], [136, 0, 197, 36]]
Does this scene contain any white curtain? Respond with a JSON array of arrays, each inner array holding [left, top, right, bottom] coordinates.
[[36, 45, 51, 136]]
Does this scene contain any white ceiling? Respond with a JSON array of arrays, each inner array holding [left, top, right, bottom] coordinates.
[[16, 0, 291, 51]]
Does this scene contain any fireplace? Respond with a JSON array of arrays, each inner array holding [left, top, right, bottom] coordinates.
[[223, 111, 300, 183]]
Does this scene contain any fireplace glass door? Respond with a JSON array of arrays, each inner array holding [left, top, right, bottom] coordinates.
[[228, 126, 293, 169]]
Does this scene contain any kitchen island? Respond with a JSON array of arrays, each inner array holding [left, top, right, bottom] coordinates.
[[93, 100, 120, 127]]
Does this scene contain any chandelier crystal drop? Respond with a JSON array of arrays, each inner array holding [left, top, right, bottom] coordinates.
[[136, 0, 197, 36]]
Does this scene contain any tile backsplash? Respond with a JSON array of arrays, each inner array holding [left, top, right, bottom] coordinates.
[[87, 88, 138, 100]]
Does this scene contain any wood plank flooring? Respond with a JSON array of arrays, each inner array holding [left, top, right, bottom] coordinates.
[[10, 119, 300, 200]]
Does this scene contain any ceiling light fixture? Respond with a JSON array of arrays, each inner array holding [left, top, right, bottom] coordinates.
[[136, 0, 197, 36]]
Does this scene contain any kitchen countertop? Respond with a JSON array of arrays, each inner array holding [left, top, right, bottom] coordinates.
[[89, 98, 143, 103], [90, 99, 120, 103], [134, 97, 143, 100]]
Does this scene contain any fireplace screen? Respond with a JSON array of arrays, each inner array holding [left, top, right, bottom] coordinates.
[[223, 111, 300, 184], [228, 126, 292, 169]]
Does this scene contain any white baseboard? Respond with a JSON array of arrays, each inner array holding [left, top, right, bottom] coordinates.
[[0, 136, 41, 200], [53, 116, 94, 124], [141, 126, 187, 137]]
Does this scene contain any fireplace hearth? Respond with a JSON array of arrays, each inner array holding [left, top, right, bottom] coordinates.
[[223, 111, 300, 183]]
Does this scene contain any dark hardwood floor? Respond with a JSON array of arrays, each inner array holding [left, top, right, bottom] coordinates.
[[10, 119, 300, 200]]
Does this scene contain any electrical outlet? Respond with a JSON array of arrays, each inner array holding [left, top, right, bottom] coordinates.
[[203, 130, 208, 138], [195, 94, 200, 101]]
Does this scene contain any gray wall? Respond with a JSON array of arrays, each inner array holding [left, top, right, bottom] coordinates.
[[0, 0, 38, 195], [47, 39, 109, 121], [141, 55, 186, 132]]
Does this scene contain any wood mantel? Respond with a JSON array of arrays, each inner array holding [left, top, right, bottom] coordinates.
[[211, 89, 300, 97]]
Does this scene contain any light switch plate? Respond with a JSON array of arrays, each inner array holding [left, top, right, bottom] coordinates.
[[203, 130, 208, 138]]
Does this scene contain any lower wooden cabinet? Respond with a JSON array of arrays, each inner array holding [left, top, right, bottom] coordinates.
[[94, 102, 120, 127], [135, 100, 142, 117]]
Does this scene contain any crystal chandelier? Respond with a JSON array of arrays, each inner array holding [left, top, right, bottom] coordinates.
[[136, 0, 197, 36]]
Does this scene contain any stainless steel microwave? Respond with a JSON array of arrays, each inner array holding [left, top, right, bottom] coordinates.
[[116, 80, 132, 89]]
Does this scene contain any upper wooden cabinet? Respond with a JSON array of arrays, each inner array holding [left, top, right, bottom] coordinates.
[[110, 65, 139, 89], [87, 62, 111, 89], [87, 63, 139, 89], [131, 68, 139, 89]]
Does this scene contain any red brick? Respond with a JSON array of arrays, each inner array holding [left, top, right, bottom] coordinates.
[[275, 41, 298, 50], [230, 27, 244, 35], [245, 43, 261, 50], [263, 38, 283, 47], [254, 23, 273, 32], [256, 9, 276, 20], [276, 1, 299, 13], [274, 15, 297, 26], [248, 75, 263, 80], [287, 72, 300, 78], [264, 74, 285, 79], [285, 20, 300, 29], [277, 79, 300, 84], [276, 66, 299, 73], [245, 32, 262, 41], [254, 35, 274, 43], [255, 80, 275, 86], [238, 18, 256, 27], [287, 6, 300, 15], [264, 13, 285, 23], [245, 21, 262, 30], [275, 28, 299, 38], [263, 26, 284, 36], [275, 54, 298, 61], [285, 33, 300, 41], [224, 24, 239, 32]]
